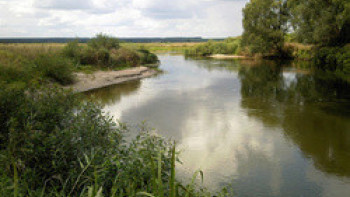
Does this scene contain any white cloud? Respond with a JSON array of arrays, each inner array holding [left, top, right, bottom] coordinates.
[[0, 0, 248, 37]]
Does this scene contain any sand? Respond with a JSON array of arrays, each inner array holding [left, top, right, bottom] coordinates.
[[67, 67, 158, 93]]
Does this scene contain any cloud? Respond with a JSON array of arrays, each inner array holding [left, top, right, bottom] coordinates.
[[0, 0, 248, 37], [35, 0, 93, 10]]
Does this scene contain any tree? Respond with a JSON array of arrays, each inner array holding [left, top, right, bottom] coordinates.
[[242, 0, 289, 55], [288, 0, 350, 46]]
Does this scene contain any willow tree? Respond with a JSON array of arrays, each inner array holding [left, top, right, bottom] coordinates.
[[242, 0, 289, 55], [288, 0, 350, 46]]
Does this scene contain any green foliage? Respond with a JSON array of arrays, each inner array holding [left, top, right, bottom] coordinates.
[[185, 38, 241, 57], [288, 0, 350, 46], [61, 40, 82, 64], [0, 49, 75, 86], [242, 0, 289, 55], [138, 49, 159, 64], [313, 45, 350, 78], [110, 48, 141, 67], [88, 33, 120, 50], [33, 54, 75, 85], [62, 35, 159, 69], [0, 86, 226, 196]]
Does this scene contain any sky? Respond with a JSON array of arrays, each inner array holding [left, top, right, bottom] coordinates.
[[0, 0, 249, 38]]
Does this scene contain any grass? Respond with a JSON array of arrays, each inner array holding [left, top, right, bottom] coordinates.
[[0, 35, 160, 87], [0, 85, 228, 197], [122, 42, 202, 53]]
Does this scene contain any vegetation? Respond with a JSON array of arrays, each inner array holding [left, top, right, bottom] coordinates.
[[184, 38, 242, 57], [121, 42, 201, 53], [241, 0, 350, 76], [0, 47, 74, 86], [0, 34, 225, 197], [0, 83, 227, 197], [62, 34, 159, 68], [288, 0, 350, 46], [0, 34, 159, 86], [242, 0, 289, 56]]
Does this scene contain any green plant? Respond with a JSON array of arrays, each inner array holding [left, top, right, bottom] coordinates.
[[138, 49, 159, 65], [62, 40, 82, 64], [110, 48, 140, 67], [88, 34, 120, 50], [0, 85, 228, 197], [33, 54, 75, 85]]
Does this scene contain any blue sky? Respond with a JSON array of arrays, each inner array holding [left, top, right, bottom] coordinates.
[[0, 0, 248, 38]]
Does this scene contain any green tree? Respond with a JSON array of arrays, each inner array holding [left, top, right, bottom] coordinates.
[[242, 0, 289, 55], [288, 0, 350, 46]]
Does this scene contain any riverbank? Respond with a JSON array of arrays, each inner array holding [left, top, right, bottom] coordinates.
[[67, 66, 158, 93], [208, 54, 252, 59]]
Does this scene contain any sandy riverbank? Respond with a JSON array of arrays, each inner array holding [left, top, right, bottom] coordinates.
[[208, 54, 252, 59], [67, 66, 158, 93]]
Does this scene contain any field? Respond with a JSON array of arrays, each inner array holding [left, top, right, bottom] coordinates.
[[0, 42, 203, 54], [122, 42, 202, 53]]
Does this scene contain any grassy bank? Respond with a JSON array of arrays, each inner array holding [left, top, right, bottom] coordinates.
[[184, 37, 242, 57], [0, 34, 159, 87], [122, 42, 201, 53], [0, 36, 226, 196]]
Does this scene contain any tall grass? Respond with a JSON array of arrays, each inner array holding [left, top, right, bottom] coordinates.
[[0, 85, 227, 197], [0, 34, 160, 87], [185, 38, 242, 57]]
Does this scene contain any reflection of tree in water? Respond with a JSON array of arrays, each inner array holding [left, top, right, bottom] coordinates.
[[185, 57, 241, 73], [83, 80, 142, 105], [238, 61, 350, 177]]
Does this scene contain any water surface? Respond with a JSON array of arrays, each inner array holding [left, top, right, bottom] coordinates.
[[86, 55, 350, 197]]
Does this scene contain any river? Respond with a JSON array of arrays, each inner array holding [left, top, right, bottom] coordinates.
[[85, 54, 350, 197]]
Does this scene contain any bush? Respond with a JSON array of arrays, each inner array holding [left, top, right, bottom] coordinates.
[[62, 40, 82, 63], [185, 38, 242, 57], [110, 48, 141, 67], [313, 45, 350, 79], [138, 49, 159, 64], [0, 86, 226, 196], [80, 46, 111, 67], [0, 86, 116, 194], [33, 55, 75, 85], [88, 33, 120, 50]]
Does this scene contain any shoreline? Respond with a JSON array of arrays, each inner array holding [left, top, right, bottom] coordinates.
[[208, 54, 253, 59], [66, 66, 158, 93]]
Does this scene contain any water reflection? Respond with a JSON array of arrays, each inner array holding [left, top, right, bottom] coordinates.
[[85, 55, 350, 197], [238, 62, 350, 179], [84, 80, 142, 105]]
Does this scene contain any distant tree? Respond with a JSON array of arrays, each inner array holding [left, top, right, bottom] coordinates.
[[288, 0, 350, 46], [242, 0, 289, 55]]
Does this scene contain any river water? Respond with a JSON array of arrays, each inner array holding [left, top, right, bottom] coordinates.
[[86, 54, 350, 197]]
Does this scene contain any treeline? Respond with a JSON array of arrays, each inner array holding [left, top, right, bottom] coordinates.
[[0, 37, 224, 44], [241, 0, 350, 76], [0, 34, 159, 86]]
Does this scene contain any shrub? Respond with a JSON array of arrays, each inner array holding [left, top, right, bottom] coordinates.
[[110, 48, 141, 67], [0, 51, 33, 84], [88, 33, 120, 50], [33, 55, 75, 85], [62, 40, 82, 63], [80, 46, 110, 67], [185, 38, 242, 57], [138, 49, 159, 64], [80, 46, 98, 65], [0, 86, 226, 196]]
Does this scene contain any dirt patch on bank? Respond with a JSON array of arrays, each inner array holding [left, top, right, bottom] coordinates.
[[67, 67, 158, 93]]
